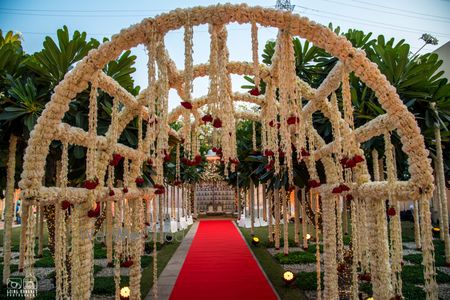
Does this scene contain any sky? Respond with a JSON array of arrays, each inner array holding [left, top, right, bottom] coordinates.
[[1, 0, 449, 111]]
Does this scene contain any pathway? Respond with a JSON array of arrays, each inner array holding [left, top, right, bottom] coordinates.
[[169, 220, 278, 300]]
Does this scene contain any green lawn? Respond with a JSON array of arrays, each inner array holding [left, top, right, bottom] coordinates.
[[240, 225, 308, 300], [240, 220, 450, 300], [0, 225, 189, 299]]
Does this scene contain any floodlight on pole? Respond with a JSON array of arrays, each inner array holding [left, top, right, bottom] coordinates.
[[275, 0, 295, 11]]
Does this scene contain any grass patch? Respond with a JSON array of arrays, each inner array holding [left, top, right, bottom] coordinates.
[[274, 251, 316, 264], [296, 272, 323, 290], [402, 265, 450, 285], [404, 254, 422, 265], [141, 255, 152, 268], [94, 245, 107, 259], [359, 282, 372, 296], [93, 276, 129, 295], [94, 264, 103, 274], [240, 225, 307, 300], [35, 249, 55, 267], [305, 244, 323, 254], [402, 282, 426, 300]]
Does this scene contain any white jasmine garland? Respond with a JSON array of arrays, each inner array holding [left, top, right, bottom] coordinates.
[[15, 5, 438, 298]]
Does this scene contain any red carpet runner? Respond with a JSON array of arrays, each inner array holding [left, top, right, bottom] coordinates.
[[170, 220, 278, 300]]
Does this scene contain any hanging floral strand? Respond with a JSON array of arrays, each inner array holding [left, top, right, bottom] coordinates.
[[385, 131, 403, 297], [55, 141, 69, 300], [251, 21, 260, 90]]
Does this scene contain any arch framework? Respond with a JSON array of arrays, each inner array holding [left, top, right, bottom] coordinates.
[[16, 4, 436, 300]]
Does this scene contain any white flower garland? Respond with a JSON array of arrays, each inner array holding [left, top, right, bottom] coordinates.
[[420, 194, 438, 300], [2, 134, 17, 285], [14, 5, 438, 298], [385, 132, 403, 296], [433, 119, 450, 262], [251, 21, 260, 89], [322, 193, 338, 299]]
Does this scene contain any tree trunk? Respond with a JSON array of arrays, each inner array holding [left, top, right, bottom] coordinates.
[[413, 200, 422, 250], [294, 187, 300, 245], [250, 181, 255, 235], [2, 134, 17, 284], [434, 125, 450, 263], [283, 190, 289, 255], [274, 189, 281, 250], [301, 189, 308, 249], [268, 190, 273, 243], [38, 205, 44, 257]]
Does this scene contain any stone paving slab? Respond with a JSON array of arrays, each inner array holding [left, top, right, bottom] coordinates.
[[144, 221, 199, 300]]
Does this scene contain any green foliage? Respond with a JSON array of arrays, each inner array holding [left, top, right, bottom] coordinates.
[[24, 26, 98, 88], [274, 251, 316, 264], [94, 243, 107, 259], [245, 25, 450, 183], [93, 276, 129, 295], [141, 255, 153, 268], [402, 282, 426, 300], [402, 265, 450, 285], [34, 249, 55, 267], [403, 254, 422, 265], [295, 272, 323, 290]]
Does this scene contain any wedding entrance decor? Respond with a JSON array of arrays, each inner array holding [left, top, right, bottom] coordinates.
[[10, 4, 438, 300]]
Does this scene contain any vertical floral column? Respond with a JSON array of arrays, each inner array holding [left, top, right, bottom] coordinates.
[[274, 189, 281, 250], [129, 199, 143, 299], [432, 103, 450, 263], [55, 141, 69, 299], [385, 132, 403, 296], [321, 193, 338, 299], [294, 187, 300, 246], [2, 134, 17, 284], [283, 190, 289, 255], [268, 190, 274, 243], [24, 204, 36, 300], [420, 194, 438, 299], [369, 168, 393, 298]]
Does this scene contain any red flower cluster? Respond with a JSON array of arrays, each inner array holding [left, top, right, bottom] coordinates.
[[287, 116, 300, 125], [202, 114, 213, 124], [109, 153, 123, 167], [173, 180, 182, 186], [268, 120, 280, 128], [61, 200, 71, 210], [332, 183, 350, 194], [249, 87, 260, 96], [387, 206, 396, 216], [109, 189, 115, 196], [346, 194, 353, 201], [181, 101, 193, 109], [300, 148, 310, 157], [182, 154, 202, 166], [87, 202, 101, 218], [358, 273, 371, 282], [147, 158, 153, 166], [212, 118, 222, 128], [123, 187, 128, 193], [264, 149, 274, 157], [154, 184, 165, 195], [120, 257, 134, 268], [308, 179, 321, 188], [163, 150, 171, 162], [84, 178, 99, 190], [229, 158, 239, 165], [264, 160, 274, 171], [340, 155, 365, 169], [135, 177, 145, 187]]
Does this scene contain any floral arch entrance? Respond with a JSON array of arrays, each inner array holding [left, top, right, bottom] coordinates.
[[15, 4, 436, 300]]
